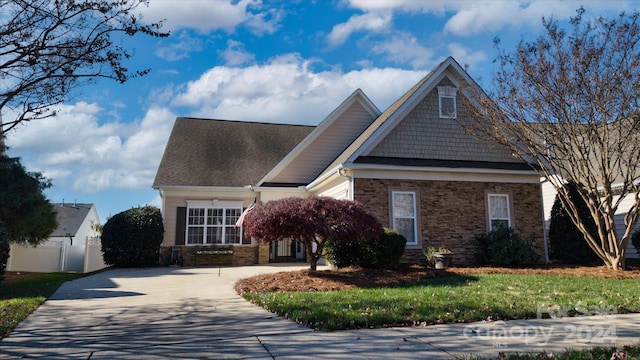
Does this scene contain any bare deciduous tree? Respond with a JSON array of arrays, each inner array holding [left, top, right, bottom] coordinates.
[[463, 8, 640, 270], [0, 0, 168, 135]]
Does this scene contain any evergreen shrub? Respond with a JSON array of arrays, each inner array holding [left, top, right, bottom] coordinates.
[[101, 206, 164, 267]]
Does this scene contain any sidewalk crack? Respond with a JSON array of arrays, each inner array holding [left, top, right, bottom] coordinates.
[[256, 335, 276, 359]]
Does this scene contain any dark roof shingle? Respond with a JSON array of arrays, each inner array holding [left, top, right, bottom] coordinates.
[[153, 118, 315, 188], [51, 203, 94, 237]]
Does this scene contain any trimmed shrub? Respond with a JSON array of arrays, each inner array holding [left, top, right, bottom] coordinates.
[[324, 228, 407, 270], [474, 227, 539, 266], [0, 220, 9, 284], [632, 229, 640, 256], [101, 206, 164, 267], [358, 228, 406, 269], [548, 181, 600, 264], [324, 238, 359, 269]]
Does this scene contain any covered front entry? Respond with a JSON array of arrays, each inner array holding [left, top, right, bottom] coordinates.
[[269, 239, 306, 263]]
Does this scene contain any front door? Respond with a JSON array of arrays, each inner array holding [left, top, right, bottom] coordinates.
[[269, 239, 306, 262]]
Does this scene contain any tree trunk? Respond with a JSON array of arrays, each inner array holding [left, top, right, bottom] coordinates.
[[605, 253, 624, 271], [305, 239, 319, 271], [0, 113, 5, 155]]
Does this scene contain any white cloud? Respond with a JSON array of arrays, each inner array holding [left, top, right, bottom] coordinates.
[[345, 0, 452, 13], [6, 56, 427, 196], [142, 0, 283, 35], [147, 193, 163, 209], [344, 0, 629, 37], [443, 1, 629, 37], [244, 6, 284, 35], [220, 40, 256, 66], [147, 84, 178, 106], [327, 12, 393, 46], [443, 1, 539, 35], [6, 103, 176, 193], [172, 53, 425, 124], [446, 43, 487, 72], [370, 32, 436, 69], [6, 102, 115, 153], [154, 31, 203, 61]]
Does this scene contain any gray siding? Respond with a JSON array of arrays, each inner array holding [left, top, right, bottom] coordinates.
[[269, 101, 376, 184], [369, 79, 517, 163]]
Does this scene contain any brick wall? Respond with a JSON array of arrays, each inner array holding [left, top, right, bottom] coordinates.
[[159, 245, 259, 266], [354, 178, 544, 266], [258, 242, 270, 264]]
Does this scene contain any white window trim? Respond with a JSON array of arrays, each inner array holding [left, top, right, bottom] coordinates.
[[487, 193, 511, 230], [185, 200, 244, 246], [391, 191, 418, 245], [438, 86, 457, 119]]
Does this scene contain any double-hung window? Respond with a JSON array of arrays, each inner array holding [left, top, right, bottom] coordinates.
[[186, 200, 242, 245], [392, 191, 418, 245], [487, 194, 511, 230], [438, 86, 457, 118]]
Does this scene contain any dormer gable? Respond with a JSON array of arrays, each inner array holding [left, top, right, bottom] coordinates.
[[345, 57, 520, 166]]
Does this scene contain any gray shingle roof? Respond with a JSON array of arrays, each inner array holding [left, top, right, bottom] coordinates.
[[50, 203, 93, 237], [153, 118, 315, 188]]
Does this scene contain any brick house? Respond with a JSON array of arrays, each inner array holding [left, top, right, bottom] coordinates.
[[153, 57, 545, 266]]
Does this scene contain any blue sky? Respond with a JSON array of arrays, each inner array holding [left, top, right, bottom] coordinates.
[[4, 0, 635, 223]]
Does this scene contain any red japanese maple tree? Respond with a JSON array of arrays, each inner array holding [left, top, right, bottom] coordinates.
[[245, 196, 383, 270]]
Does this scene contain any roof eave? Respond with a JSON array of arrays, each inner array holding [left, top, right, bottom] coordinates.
[[344, 162, 541, 176]]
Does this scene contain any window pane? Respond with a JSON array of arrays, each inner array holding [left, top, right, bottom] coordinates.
[[226, 208, 241, 226], [206, 226, 222, 244], [393, 193, 415, 217], [440, 96, 455, 117], [491, 219, 509, 230], [188, 208, 205, 225], [395, 218, 416, 244], [489, 195, 508, 219], [488, 194, 510, 230], [225, 226, 241, 244], [187, 227, 203, 244], [208, 208, 223, 225]]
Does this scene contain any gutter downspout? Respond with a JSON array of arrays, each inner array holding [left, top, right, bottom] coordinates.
[[337, 166, 353, 201]]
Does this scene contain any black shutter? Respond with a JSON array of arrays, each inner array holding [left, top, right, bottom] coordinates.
[[242, 231, 251, 244], [175, 207, 186, 245]]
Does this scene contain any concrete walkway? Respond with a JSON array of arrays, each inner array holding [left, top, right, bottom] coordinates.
[[1, 265, 639, 359]]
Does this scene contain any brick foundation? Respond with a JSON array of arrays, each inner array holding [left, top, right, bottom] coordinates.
[[354, 178, 544, 266], [160, 245, 259, 267], [258, 243, 270, 264]]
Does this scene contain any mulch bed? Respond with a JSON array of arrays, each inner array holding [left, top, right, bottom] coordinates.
[[235, 265, 640, 295], [2, 271, 44, 284]]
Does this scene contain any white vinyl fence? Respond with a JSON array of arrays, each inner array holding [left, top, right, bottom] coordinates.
[[7, 237, 108, 273]]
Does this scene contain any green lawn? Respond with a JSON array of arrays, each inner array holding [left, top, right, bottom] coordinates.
[[0, 273, 83, 338], [483, 345, 640, 359], [243, 273, 640, 331]]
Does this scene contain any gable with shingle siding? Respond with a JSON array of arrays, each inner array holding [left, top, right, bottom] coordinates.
[[368, 78, 518, 163]]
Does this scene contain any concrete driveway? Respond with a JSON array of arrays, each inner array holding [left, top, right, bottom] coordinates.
[[1, 265, 639, 359], [0, 265, 318, 359]]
